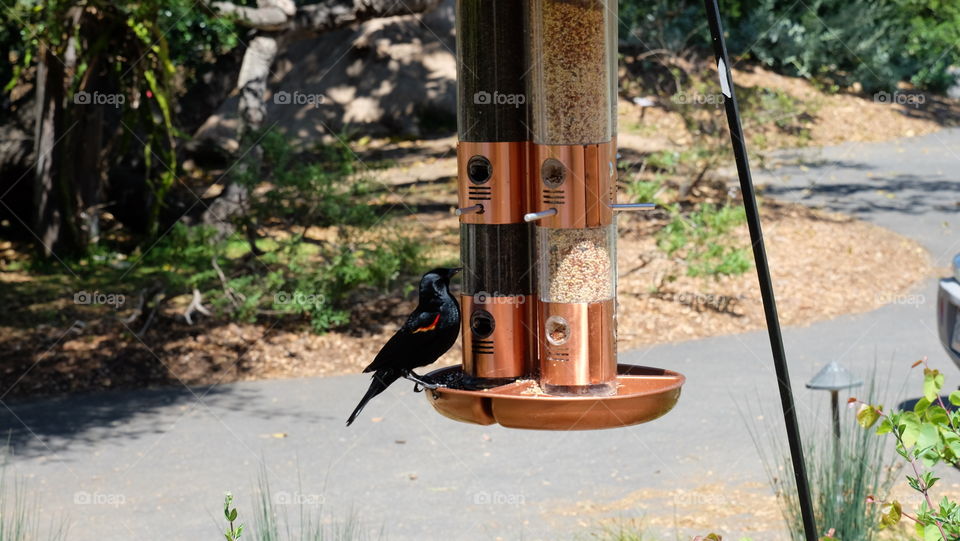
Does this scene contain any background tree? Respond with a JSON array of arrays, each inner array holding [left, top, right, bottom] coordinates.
[[1, 0, 441, 258]]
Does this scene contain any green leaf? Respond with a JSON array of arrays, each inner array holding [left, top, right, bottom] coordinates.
[[917, 422, 941, 451], [915, 396, 932, 413], [857, 404, 881, 428], [876, 418, 893, 435], [907, 475, 922, 492], [921, 472, 940, 490], [901, 412, 923, 448], [228, 508, 238, 522], [927, 405, 950, 426], [949, 390, 960, 406], [879, 500, 902, 529], [923, 368, 944, 402]]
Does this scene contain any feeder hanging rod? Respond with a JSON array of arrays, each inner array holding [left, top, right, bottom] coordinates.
[[702, 1, 819, 540]]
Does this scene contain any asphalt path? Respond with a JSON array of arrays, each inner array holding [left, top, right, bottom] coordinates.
[[2, 129, 958, 540]]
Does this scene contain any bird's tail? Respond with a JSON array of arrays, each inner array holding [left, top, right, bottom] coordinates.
[[346, 370, 400, 426]]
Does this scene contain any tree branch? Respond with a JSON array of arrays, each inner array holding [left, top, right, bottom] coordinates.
[[209, 0, 443, 34], [211, 2, 290, 31]]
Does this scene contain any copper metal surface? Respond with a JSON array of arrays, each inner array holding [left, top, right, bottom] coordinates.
[[425, 364, 685, 430], [539, 300, 616, 391], [458, 141, 528, 225], [462, 294, 534, 380], [530, 141, 615, 228]]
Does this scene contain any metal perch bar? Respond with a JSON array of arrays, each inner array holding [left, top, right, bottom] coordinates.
[[523, 209, 558, 222], [608, 203, 655, 211], [455, 204, 484, 216]]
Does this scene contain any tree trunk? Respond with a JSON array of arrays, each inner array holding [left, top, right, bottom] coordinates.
[[73, 37, 106, 245], [202, 34, 278, 237], [32, 45, 80, 257]]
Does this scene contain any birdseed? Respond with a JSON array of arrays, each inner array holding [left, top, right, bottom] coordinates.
[[531, 0, 612, 144], [518, 379, 547, 396], [541, 227, 614, 303]]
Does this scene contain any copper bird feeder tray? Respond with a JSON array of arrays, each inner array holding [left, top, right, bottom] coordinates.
[[423, 364, 685, 430]]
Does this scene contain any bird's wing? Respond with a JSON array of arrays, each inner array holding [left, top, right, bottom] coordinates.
[[362, 309, 443, 373]]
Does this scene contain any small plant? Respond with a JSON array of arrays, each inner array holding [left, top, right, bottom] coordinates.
[[625, 176, 665, 206], [854, 358, 960, 539], [0, 457, 68, 541], [750, 370, 898, 541], [644, 151, 683, 175], [225, 465, 381, 541], [739, 87, 818, 146], [243, 130, 377, 228], [224, 492, 245, 541], [583, 520, 721, 541], [656, 203, 750, 278], [584, 518, 653, 540]]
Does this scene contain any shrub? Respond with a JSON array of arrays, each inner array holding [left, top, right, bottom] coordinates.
[[856, 359, 960, 538], [751, 373, 898, 541], [130, 134, 430, 332], [618, 0, 960, 92]]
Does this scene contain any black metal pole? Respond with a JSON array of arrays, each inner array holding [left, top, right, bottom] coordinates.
[[701, 1, 819, 539]]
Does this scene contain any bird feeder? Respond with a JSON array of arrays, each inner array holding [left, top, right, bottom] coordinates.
[[425, 0, 685, 430], [427, 0, 818, 535]]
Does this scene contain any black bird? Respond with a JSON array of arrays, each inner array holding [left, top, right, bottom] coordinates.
[[346, 267, 461, 426]]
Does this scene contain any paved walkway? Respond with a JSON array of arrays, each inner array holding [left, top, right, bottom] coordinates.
[[2, 129, 958, 540]]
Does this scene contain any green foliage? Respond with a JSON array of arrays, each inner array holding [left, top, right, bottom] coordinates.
[[2, 1, 189, 240], [619, 0, 748, 54], [2, 0, 247, 246], [157, 0, 245, 68], [225, 492, 245, 541], [739, 87, 817, 143], [0, 464, 67, 541], [245, 466, 382, 541], [247, 131, 378, 228], [656, 203, 750, 278], [139, 225, 425, 333], [857, 359, 960, 538], [130, 134, 428, 333], [728, 0, 912, 93], [643, 151, 684, 175], [2, 0, 242, 91], [889, 0, 960, 91], [624, 176, 664, 206], [751, 372, 897, 541], [618, 0, 960, 92], [13, 132, 430, 334]]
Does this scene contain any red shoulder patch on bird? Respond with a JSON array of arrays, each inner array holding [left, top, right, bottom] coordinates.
[[412, 314, 441, 334]]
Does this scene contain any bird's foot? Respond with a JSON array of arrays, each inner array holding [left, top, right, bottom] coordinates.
[[405, 371, 441, 391], [413, 382, 439, 393]]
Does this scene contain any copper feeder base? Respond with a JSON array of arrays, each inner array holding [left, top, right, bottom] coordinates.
[[424, 364, 684, 430]]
